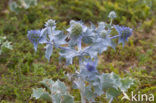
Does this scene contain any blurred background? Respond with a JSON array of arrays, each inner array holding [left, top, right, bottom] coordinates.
[[0, 0, 156, 102]]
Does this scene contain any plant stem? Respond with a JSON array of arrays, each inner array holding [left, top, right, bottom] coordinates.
[[80, 91, 86, 103], [78, 36, 82, 51], [77, 36, 86, 103], [78, 36, 82, 65], [110, 19, 113, 26], [110, 35, 120, 39], [79, 78, 86, 103]]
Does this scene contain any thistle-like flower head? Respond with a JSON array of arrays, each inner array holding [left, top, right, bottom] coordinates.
[[114, 25, 133, 46], [85, 60, 97, 72], [27, 30, 41, 43], [108, 11, 117, 19], [27, 30, 44, 51], [67, 20, 87, 37], [45, 19, 56, 27], [71, 23, 82, 36], [69, 21, 82, 37], [66, 20, 87, 47]]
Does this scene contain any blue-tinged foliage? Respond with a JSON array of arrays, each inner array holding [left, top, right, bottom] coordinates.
[[45, 44, 53, 61], [32, 79, 74, 103], [28, 19, 66, 61], [27, 30, 47, 52], [28, 11, 134, 103]]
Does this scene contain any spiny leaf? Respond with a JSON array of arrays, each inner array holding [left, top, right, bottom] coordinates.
[[40, 79, 54, 90], [120, 77, 134, 92], [31, 88, 51, 102], [61, 94, 74, 103], [45, 44, 53, 61]]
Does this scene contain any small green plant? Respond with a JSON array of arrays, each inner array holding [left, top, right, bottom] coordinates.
[[0, 36, 12, 55], [9, 0, 37, 13]]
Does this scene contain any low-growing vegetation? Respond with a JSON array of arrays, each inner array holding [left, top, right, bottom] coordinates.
[[0, 0, 156, 103]]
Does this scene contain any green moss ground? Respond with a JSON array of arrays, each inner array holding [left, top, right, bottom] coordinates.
[[0, 0, 156, 102]]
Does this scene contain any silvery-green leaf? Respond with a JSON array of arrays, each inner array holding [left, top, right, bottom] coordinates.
[[61, 94, 74, 103], [106, 87, 121, 103], [84, 87, 96, 102], [40, 28, 48, 39], [2, 41, 13, 50], [93, 85, 103, 96], [9, 1, 20, 12], [106, 88, 121, 99], [52, 94, 61, 103], [82, 28, 96, 44], [100, 73, 115, 90], [59, 47, 78, 65], [31, 88, 51, 102], [120, 78, 134, 92], [83, 45, 99, 59], [68, 36, 79, 47], [90, 22, 96, 30], [82, 36, 93, 44], [54, 31, 67, 46], [82, 33, 92, 44], [111, 73, 121, 85], [51, 80, 67, 94], [40, 79, 54, 90], [83, 37, 114, 58], [45, 44, 53, 61]]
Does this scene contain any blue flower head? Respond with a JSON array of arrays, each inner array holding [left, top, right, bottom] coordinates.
[[79, 59, 98, 80], [27, 30, 43, 52], [85, 60, 97, 72], [114, 25, 133, 46]]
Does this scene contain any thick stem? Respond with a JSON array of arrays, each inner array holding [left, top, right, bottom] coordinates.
[[78, 36, 82, 65], [77, 36, 86, 103], [79, 78, 86, 103], [110, 19, 113, 26], [80, 91, 86, 103], [77, 36, 82, 51], [51, 27, 54, 36]]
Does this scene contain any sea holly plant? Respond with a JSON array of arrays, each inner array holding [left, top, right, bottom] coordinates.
[[29, 11, 134, 103], [0, 36, 12, 55]]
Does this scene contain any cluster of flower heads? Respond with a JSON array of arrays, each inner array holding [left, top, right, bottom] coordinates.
[[27, 18, 132, 69], [28, 12, 133, 103]]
